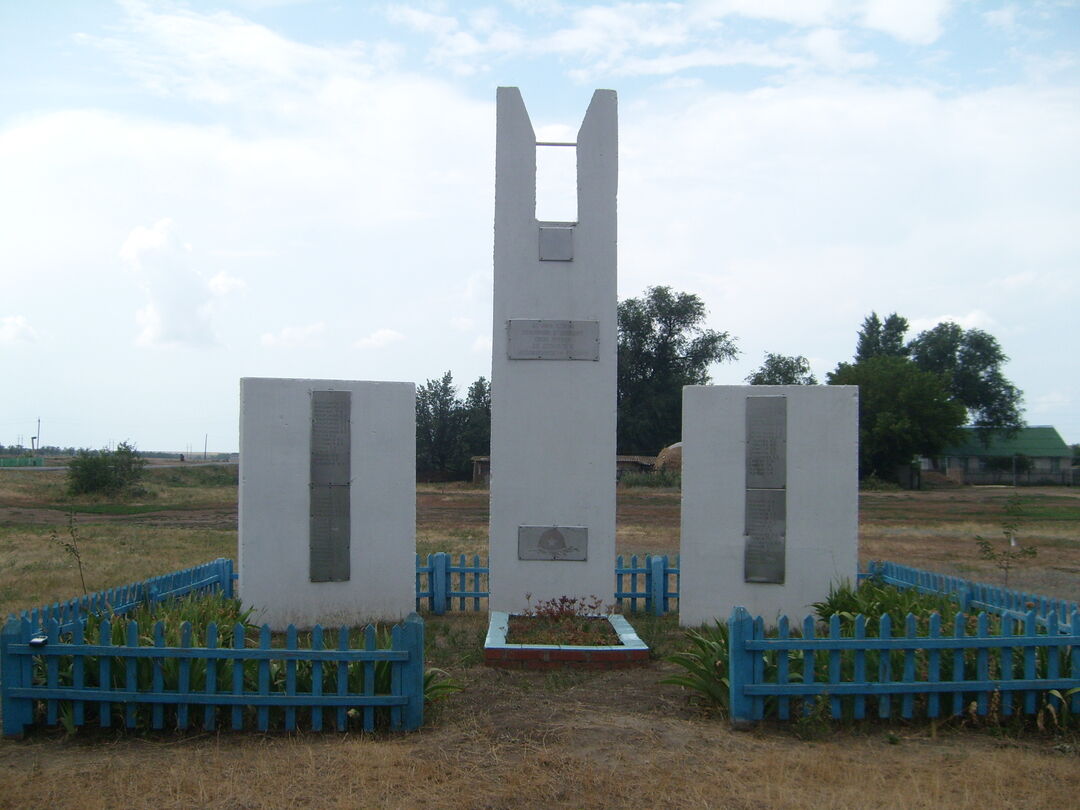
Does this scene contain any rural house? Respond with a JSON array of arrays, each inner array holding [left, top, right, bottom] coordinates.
[[926, 425, 1073, 485]]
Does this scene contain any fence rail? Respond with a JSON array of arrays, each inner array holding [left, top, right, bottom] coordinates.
[[867, 560, 1079, 633], [728, 606, 1080, 726], [1, 613, 425, 738], [8, 559, 234, 635], [414, 552, 680, 615]]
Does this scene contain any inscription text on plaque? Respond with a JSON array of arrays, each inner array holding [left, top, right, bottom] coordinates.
[[506, 319, 600, 361], [310, 390, 351, 583]]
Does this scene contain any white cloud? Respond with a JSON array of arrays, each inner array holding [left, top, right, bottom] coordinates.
[[800, 28, 877, 72], [471, 335, 493, 354], [0, 315, 38, 345], [354, 328, 404, 349], [861, 0, 952, 45], [260, 321, 325, 348], [208, 271, 246, 296], [120, 218, 218, 347], [907, 311, 997, 333], [450, 317, 474, 332], [983, 5, 1019, 33]]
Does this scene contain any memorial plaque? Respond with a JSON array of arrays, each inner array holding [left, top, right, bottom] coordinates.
[[506, 319, 599, 361], [310, 390, 351, 582], [517, 525, 588, 561], [538, 225, 574, 261], [310, 484, 350, 582], [744, 535, 786, 584], [745, 396, 786, 489], [745, 488, 786, 538], [745, 395, 786, 584]]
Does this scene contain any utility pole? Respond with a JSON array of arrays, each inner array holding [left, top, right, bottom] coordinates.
[[204, 433, 208, 461]]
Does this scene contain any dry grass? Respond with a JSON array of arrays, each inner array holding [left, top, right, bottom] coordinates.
[[1, 669, 1078, 809], [0, 524, 234, 617], [3, 474, 1080, 808]]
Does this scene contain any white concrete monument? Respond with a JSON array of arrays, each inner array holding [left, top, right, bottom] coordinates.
[[679, 385, 859, 625], [488, 87, 618, 612], [239, 377, 415, 629]]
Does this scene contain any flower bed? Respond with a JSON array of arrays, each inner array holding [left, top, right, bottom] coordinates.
[[484, 611, 649, 669]]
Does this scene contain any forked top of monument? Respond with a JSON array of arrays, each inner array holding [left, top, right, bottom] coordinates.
[[496, 86, 617, 143], [495, 87, 618, 228]]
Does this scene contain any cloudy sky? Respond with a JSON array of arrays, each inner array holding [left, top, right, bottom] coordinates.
[[2, 0, 1078, 453]]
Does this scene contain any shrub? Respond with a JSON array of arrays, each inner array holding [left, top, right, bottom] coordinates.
[[67, 442, 147, 496], [620, 470, 681, 488], [811, 577, 960, 634]]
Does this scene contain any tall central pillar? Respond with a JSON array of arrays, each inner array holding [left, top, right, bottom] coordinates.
[[488, 87, 618, 613]]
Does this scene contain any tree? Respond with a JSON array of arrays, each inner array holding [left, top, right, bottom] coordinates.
[[67, 442, 146, 496], [460, 376, 491, 462], [855, 311, 909, 362], [415, 371, 466, 476], [746, 353, 817, 385], [828, 357, 966, 481], [907, 322, 1023, 439], [617, 286, 738, 454]]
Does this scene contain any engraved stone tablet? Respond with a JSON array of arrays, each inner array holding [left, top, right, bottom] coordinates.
[[310, 390, 350, 583], [517, 525, 588, 561], [744, 535, 786, 584], [746, 396, 786, 489], [506, 319, 599, 361]]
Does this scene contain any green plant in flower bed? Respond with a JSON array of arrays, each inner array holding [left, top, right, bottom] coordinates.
[[810, 577, 961, 635], [33, 594, 458, 733], [506, 593, 620, 646], [665, 580, 1076, 728]]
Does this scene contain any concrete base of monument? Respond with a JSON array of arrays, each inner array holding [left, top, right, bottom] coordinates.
[[483, 611, 650, 669]]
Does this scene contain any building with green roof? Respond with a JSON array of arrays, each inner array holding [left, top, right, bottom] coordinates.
[[927, 425, 1074, 485]]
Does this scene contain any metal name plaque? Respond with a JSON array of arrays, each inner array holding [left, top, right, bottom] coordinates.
[[517, 525, 588, 561], [506, 319, 599, 361], [745, 396, 787, 489], [745, 488, 786, 538], [744, 535, 786, 584], [744, 395, 787, 584], [310, 390, 350, 583]]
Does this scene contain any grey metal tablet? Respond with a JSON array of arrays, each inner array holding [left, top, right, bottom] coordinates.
[[745, 396, 787, 489], [506, 319, 600, 361], [517, 525, 588, 560], [310, 390, 351, 582]]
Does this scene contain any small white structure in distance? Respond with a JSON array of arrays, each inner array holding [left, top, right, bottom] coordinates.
[[239, 377, 415, 629], [679, 385, 859, 626]]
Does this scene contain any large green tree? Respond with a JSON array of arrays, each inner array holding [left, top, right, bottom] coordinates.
[[617, 286, 738, 454], [460, 376, 491, 463], [416, 371, 466, 476], [829, 357, 966, 480], [907, 322, 1024, 439], [855, 311, 909, 362], [746, 353, 817, 385], [415, 372, 491, 477]]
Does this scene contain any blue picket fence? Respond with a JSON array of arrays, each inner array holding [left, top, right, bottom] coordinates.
[[414, 552, 680, 616], [866, 560, 1079, 633], [9, 558, 235, 635], [728, 605, 1080, 726], [615, 554, 680, 615], [1, 613, 425, 737]]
